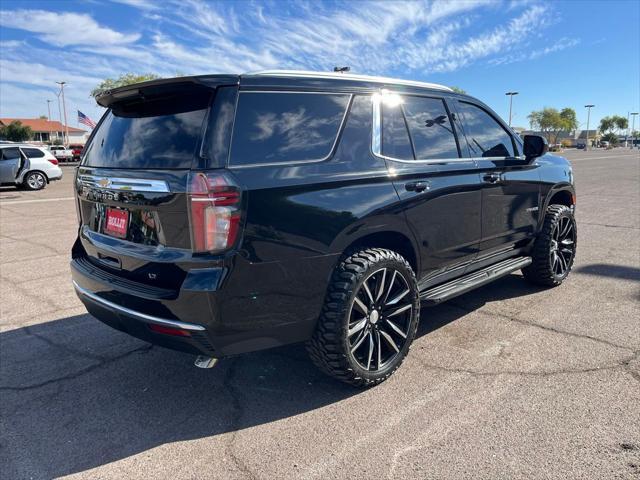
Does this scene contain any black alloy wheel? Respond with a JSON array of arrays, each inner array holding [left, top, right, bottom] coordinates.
[[549, 214, 576, 277], [347, 267, 413, 371], [523, 204, 577, 286], [307, 248, 420, 387]]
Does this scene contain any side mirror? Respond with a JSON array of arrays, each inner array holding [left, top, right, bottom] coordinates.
[[523, 135, 548, 160]]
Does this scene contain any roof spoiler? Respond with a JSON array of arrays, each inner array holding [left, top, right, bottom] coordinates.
[[95, 75, 239, 108]]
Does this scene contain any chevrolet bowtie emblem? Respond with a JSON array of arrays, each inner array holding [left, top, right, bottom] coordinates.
[[98, 178, 111, 188]]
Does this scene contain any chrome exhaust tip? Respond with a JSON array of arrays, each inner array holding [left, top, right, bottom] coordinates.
[[194, 356, 219, 369]]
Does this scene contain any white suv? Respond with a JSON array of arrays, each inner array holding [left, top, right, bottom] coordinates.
[[0, 145, 63, 190]]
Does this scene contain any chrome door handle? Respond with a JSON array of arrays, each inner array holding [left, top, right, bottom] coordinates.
[[405, 181, 429, 193], [483, 173, 501, 183]]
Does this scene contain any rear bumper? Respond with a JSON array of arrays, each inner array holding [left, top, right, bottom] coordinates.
[[73, 280, 215, 355], [48, 168, 63, 181], [70, 248, 337, 357]]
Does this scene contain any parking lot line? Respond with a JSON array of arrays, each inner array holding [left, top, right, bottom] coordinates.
[[0, 196, 75, 205], [570, 153, 639, 161]]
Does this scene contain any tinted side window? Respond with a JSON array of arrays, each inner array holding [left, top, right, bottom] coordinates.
[[1, 148, 21, 160], [457, 102, 515, 158], [382, 102, 413, 160], [22, 148, 45, 158], [403, 96, 459, 159], [230, 92, 350, 166]]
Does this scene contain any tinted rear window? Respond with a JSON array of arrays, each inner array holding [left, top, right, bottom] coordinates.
[[83, 91, 210, 169], [229, 92, 350, 166], [22, 148, 45, 158]]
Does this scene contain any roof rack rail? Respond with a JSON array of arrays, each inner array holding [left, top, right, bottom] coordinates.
[[243, 70, 453, 92]]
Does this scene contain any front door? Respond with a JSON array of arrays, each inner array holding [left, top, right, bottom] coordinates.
[[453, 100, 540, 257], [374, 92, 483, 286]]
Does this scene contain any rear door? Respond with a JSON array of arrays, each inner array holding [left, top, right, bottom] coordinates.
[[453, 100, 540, 257], [224, 89, 400, 327], [375, 92, 483, 287], [0, 147, 22, 183]]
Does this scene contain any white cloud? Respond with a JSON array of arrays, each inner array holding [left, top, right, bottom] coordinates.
[[530, 38, 581, 59], [0, 0, 582, 118], [109, 0, 160, 10], [490, 37, 581, 65], [0, 9, 139, 46]]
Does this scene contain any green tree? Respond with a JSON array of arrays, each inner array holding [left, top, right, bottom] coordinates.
[[559, 108, 578, 131], [0, 121, 33, 142], [601, 132, 618, 146], [528, 107, 578, 144], [38, 114, 48, 119], [450, 86, 466, 94], [91, 73, 161, 100], [599, 115, 628, 136]]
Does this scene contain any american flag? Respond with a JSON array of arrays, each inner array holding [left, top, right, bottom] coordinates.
[[77, 110, 96, 129]]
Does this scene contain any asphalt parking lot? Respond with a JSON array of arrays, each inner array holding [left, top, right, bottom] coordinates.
[[1, 149, 639, 479]]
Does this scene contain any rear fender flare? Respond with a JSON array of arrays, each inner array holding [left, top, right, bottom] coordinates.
[[327, 213, 421, 273]]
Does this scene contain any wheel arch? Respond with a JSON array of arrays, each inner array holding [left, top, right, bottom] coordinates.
[[547, 188, 574, 208], [22, 169, 50, 186], [329, 217, 420, 275], [542, 183, 575, 212]]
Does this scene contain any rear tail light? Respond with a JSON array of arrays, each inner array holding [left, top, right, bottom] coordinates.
[[187, 171, 241, 253], [48, 158, 59, 165]]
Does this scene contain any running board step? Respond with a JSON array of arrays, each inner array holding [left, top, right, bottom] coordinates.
[[420, 256, 532, 305]]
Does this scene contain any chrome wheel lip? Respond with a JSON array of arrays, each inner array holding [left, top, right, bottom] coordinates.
[[347, 267, 414, 372], [550, 215, 576, 277]]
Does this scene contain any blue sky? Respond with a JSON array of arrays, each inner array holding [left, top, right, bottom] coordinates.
[[0, 0, 638, 131]]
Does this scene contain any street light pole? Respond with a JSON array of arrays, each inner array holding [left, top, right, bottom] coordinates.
[[626, 112, 630, 147], [56, 81, 69, 146], [506, 91, 519, 127], [584, 104, 595, 151], [631, 113, 639, 149], [46, 99, 53, 144], [55, 91, 63, 143]]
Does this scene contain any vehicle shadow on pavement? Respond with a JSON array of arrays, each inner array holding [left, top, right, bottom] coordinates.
[[574, 263, 640, 282], [0, 274, 540, 478]]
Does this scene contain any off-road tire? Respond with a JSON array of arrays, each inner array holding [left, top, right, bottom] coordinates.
[[306, 248, 420, 387], [523, 204, 577, 286]]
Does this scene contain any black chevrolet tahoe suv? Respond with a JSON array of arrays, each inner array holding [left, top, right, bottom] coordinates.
[[71, 71, 577, 386]]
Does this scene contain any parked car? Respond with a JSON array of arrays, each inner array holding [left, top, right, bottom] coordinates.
[[599, 141, 610, 148], [71, 71, 577, 386], [0, 144, 63, 190], [49, 145, 74, 162], [549, 143, 563, 152], [69, 143, 84, 161]]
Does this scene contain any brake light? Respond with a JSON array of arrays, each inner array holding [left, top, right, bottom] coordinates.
[[187, 171, 241, 253], [48, 158, 59, 165]]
